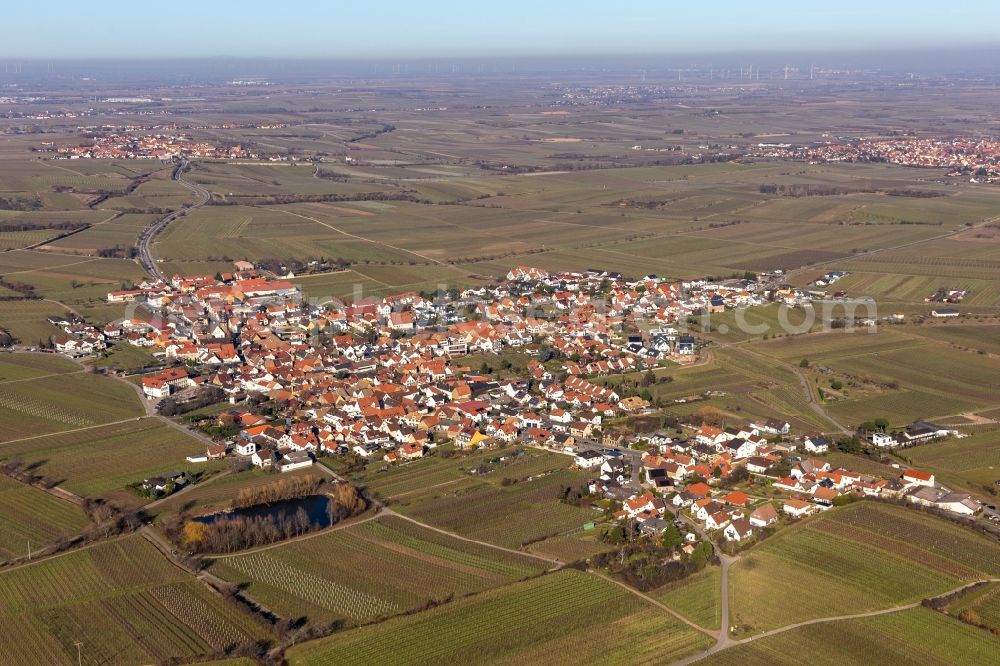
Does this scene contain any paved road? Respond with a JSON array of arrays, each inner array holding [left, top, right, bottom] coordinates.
[[137, 159, 210, 279]]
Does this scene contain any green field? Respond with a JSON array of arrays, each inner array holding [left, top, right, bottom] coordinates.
[[0, 476, 90, 561], [745, 328, 1000, 426], [0, 300, 67, 344], [525, 531, 616, 563], [948, 581, 1000, 630], [0, 418, 207, 502], [904, 431, 1000, 493], [696, 608, 998, 665], [285, 569, 714, 666], [90, 341, 159, 371], [0, 535, 267, 665], [0, 364, 143, 441], [209, 514, 551, 624], [651, 566, 722, 631], [365, 449, 600, 549], [728, 502, 1000, 635], [0, 353, 80, 382]]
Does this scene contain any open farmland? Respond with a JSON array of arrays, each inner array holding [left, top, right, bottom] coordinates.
[[744, 328, 1000, 426], [0, 363, 143, 441], [0, 418, 206, 503], [947, 581, 1000, 630], [525, 531, 616, 562], [696, 608, 998, 666], [364, 448, 600, 549], [0, 476, 90, 561], [904, 322, 1000, 355], [0, 535, 267, 666], [0, 300, 67, 344], [0, 352, 80, 382], [209, 514, 551, 625], [650, 566, 722, 631], [904, 431, 1000, 493], [728, 502, 1000, 635], [45, 213, 156, 254], [137, 158, 1000, 290], [285, 569, 713, 666]]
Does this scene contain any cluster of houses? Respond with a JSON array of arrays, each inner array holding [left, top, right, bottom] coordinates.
[[864, 421, 960, 449], [48, 315, 107, 356], [93, 265, 786, 473], [80, 262, 985, 528], [814, 271, 845, 287], [583, 416, 981, 544], [55, 132, 254, 160]]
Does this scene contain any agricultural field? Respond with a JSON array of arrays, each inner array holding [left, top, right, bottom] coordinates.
[[525, 530, 616, 563], [131, 156, 1000, 290], [745, 328, 1000, 426], [363, 448, 600, 549], [208, 514, 551, 625], [650, 566, 722, 631], [696, 608, 999, 666], [596, 346, 830, 432], [0, 534, 267, 666], [0, 300, 67, 344], [0, 418, 207, 503], [0, 476, 90, 561], [904, 431, 1000, 494], [45, 213, 156, 254], [728, 502, 1000, 635], [0, 363, 143, 441], [0, 352, 80, 382], [284, 569, 714, 666], [947, 581, 1000, 630], [904, 322, 1000, 355], [90, 341, 159, 371]]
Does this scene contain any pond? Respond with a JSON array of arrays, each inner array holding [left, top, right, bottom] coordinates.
[[194, 494, 335, 528]]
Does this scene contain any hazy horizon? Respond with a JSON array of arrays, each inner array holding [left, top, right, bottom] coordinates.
[[3, 0, 998, 59]]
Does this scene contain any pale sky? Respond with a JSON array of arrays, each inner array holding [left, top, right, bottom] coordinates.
[[3, 0, 998, 58]]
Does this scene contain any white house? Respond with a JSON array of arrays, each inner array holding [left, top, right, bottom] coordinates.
[[749, 503, 778, 528], [803, 434, 830, 454], [724, 518, 754, 542], [235, 440, 257, 456], [575, 450, 604, 469]]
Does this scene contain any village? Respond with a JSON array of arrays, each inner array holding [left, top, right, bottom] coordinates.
[[12, 262, 968, 560], [753, 136, 1000, 180], [50, 131, 255, 160]]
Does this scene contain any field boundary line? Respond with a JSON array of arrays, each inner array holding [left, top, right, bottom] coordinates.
[[0, 416, 143, 446], [0, 368, 86, 385], [271, 207, 446, 265], [4, 256, 102, 276], [380, 508, 564, 568], [588, 568, 720, 639]]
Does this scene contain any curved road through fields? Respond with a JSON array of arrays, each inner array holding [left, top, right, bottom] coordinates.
[[137, 159, 211, 279]]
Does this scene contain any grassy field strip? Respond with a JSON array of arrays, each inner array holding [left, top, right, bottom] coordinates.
[[0, 534, 268, 665], [272, 207, 445, 265], [688, 606, 1000, 666], [0, 368, 85, 385], [208, 514, 553, 625], [727, 502, 1000, 636], [2, 255, 102, 276], [0, 476, 90, 561], [285, 570, 715, 665]]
